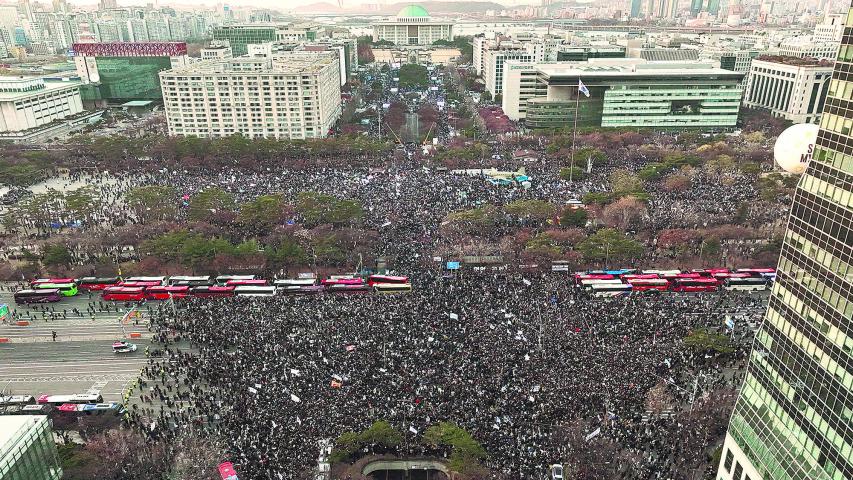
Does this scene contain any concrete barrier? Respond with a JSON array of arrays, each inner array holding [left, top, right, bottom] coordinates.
[[15, 321, 29, 326]]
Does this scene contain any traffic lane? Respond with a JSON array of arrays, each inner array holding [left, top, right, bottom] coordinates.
[[0, 340, 148, 402]]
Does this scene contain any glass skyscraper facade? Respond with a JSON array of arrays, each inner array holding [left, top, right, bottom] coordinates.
[[81, 56, 172, 101], [716, 4, 853, 480], [0, 416, 63, 480], [212, 26, 276, 56]]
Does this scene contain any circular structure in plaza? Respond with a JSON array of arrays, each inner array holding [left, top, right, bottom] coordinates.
[[397, 4, 430, 18], [774, 122, 819, 174]]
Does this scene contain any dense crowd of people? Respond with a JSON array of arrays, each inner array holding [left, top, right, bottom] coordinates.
[[126, 272, 765, 479]]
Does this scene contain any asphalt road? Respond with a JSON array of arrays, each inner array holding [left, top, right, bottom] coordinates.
[[0, 285, 152, 403]]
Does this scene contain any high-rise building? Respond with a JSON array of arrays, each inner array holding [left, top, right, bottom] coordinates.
[[0, 416, 63, 480], [716, 4, 853, 480], [159, 53, 342, 140], [630, 0, 643, 17], [690, 0, 703, 15], [99, 0, 118, 9], [742, 56, 833, 124]]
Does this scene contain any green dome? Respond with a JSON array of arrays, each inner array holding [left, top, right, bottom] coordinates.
[[397, 4, 430, 17]]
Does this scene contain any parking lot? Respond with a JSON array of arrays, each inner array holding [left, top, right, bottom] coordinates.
[[0, 287, 151, 402]]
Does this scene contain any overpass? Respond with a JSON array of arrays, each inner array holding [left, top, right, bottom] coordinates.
[[361, 459, 450, 480]]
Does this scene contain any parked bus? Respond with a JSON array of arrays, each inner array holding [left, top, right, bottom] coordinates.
[[37, 393, 103, 406], [641, 269, 681, 276], [119, 280, 164, 288], [101, 287, 146, 302], [322, 277, 365, 286], [573, 274, 615, 286], [327, 283, 371, 294], [602, 269, 635, 276], [145, 285, 191, 300], [31, 278, 75, 286], [622, 274, 660, 281], [233, 285, 277, 297], [723, 277, 769, 292], [215, 275, 255, 286], [33, 282, 78, 297], [167, 276, 213, 286], [590, 283, 633, 297], [189, 286, 235, 298], [579, 278, 623, 291], [367, 275, 409, 286], [77, 277, 121, 291], [124, 276, 166, 285], [627, 278, 670, 292], [278, 285, 325, 295], [14, 289, 61, 304], [671, 278, 719, 293], [373, 283, 413, 294], [273, 279, 317, 287], [736, 268, 776, 277], [0, 395, 36, 406], [225, 278, 268, 287]]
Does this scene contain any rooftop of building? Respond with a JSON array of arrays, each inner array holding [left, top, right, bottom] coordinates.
[[533, 59, 743, 78], [162, 53, 336, 76], [0, 76, 81, 101], [754, 55, 835, 67], [0, 416, 46, 458]]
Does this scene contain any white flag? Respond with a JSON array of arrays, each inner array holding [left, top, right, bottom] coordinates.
[[409, 426, 418, 434], [585, 427, 601, 442], [248, 387, 258, 394], [291, 393, 301, 403], [290, 369, 301, 377]]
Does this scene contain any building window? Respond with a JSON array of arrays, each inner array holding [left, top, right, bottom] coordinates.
[[724, 449, 734, 472]]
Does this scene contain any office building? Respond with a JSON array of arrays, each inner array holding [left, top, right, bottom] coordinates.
[[213, 25, 277, 56], [160, 53, 342, 140], [0, 76, 83, 133], [716, 5, 853, 480], [501, 59, 743, 129], [630, 0, 643, 17], [814, 13, 844, 43], [743, 56, 833, 124], [0, 416, 63, 480], [73, 41, 188, 104], [779, 36, 839, 61], [372, 5, 453, 46], [555, 46, 625, 62], [484, 48, 537, 96]]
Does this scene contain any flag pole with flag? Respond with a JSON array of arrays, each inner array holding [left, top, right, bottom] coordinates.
[[569, 78, 590, 184]]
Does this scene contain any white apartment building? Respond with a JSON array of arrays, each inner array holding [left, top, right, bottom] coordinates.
[[484, 48, 538, 96], [473, 35, 488, 75], [0, 76, 83, 133], [814, 13, 844, 42], [743, 57, 833, 124], [201, 41, 232, 60], [160, 53, 342, 140], [778, 36, 838, 60]]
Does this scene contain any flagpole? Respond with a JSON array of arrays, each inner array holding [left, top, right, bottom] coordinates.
[[569, 78, 581, 184]]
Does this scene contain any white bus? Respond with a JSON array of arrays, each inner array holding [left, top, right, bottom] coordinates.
[[723, 277, 768, 292], [233, 285, 277, 297], [167, 275, 213, 286], [580, 278, 624, 291], [125, 276, 166, 285], [273, 278, 317, 287], [216, 275, 256, 286], [590, 283, 633, 297]]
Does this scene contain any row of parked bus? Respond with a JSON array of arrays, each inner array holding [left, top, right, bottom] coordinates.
[[14, 274, 413, 304], [0, 394, 123, 417], [573, 268, 776, 297]]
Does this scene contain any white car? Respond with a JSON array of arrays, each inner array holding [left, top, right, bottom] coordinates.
[[112, 341, 137, 354], [550, 464, 564, 480]]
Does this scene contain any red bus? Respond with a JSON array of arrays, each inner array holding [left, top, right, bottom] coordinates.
[[190, 286, 235, 298], [627, 278, 670, 292], [119, 281, 163, 288], [145, 286, 190, 300], [671, 278, 718, 292], [621, 273, 660, 281], [102, 287, 146, 301], [735, 268, 776, 277], [31, 278, 75, 285], [573, 274, 615, 286], [78, 277, 121, 290], [367, 275, 409, 286], [711, 272, 750, 281], [322, 277, 365, 286], [225, 279, 268, 287], [125, 276, 166, 285]]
